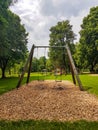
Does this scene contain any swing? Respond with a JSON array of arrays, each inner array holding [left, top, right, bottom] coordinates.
[[53, 48, 63, 82], [37, 47, 47, 81], [54, 68, 62, 82]]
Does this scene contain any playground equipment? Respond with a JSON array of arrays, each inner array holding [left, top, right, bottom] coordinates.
[[16, 44, 84, 91], [54, 68, 62, 82], [36, 47, 48, 81]]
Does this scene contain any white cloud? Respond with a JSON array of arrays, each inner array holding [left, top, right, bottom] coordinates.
[[10, 0, 98, 51], [70, 9, 90, 42]]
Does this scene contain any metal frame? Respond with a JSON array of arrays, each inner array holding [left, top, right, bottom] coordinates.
[[16, 44, 84, 91], [34, 45, 65, 48]]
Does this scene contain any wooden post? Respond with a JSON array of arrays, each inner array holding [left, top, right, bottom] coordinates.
[[26, 45, 34, 84], [16, 44, 35, 89], [69, 60, 76, 85], [65, 44, 84, 91]]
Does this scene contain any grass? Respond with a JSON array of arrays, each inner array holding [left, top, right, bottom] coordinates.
[[79, 74, 98, 96], [0, 120, 98, 130], [0, 73, 72, 95], [0, 77, 18, 94], [0, 73, 98, 96], [0, 73, 98, 130]]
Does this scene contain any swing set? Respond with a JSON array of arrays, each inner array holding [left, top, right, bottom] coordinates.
[[16, 44, 84, 91], [36, 47, 62, 82]]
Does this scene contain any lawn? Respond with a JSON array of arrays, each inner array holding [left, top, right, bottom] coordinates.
[[0, 120, 98, 130], [0, 73, 98, 96], [0, 73, 98, 130], [0, 73, 72, 95], [79, 74, 98, 96]]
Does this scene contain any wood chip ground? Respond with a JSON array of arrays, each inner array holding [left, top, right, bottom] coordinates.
[[0, 80, 98, 122]]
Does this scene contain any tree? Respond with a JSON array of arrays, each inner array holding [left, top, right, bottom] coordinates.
[[79, 6, 98, 72], [73, 43, 88, 72], [38, 56, 46, 71], [32, 57, 39, 72], [49, 20, 75, 72], [0, 0, 17, 8], [0, 1, 28, 78], [46, 59, 53, 72]]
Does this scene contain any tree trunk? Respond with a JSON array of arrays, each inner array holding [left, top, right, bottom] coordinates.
[[1, 67, 6, 79], [90, 65, 95, 73], [1, 58, 9, 79], [9, 69, 11, 75]]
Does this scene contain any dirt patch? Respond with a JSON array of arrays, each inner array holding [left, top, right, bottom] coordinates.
[[89, 74, 98, 76], [0, 80, 98, 122]]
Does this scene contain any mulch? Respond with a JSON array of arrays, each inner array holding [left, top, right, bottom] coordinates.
[[0, 80, 98, 121]]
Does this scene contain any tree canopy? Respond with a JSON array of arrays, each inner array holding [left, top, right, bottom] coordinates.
[[0, 0, 17, 9], [0, 0, 28, 78], [49, 20, 75, 72], [79, 6, 98, 72]]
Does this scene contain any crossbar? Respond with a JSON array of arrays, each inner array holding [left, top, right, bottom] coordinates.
[[34, 45, 65, 48]]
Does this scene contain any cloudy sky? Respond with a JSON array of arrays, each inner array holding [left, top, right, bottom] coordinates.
[[10, 0, 98, 51]]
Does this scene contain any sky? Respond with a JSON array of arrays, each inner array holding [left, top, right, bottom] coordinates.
[[10, 0, 98, 51]]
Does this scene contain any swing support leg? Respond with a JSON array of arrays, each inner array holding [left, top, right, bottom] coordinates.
[[69, 61, 76, 85], [26, 45, 34, 84], [65, 44, 84, 91], [16, 44, 35, 89]]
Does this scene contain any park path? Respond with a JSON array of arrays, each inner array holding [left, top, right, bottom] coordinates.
[[0, 80, 98, 121]]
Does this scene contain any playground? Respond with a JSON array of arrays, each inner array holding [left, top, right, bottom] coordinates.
[[0, 80, 98, 121], [1, 1, 98, 129], [0, 45, 98, 122]]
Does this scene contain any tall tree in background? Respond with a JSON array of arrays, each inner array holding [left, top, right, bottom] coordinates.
[[79, 6, 98, 72], [49, 20, 75, 71], [0, 0, 28, 78], [0, 0, 17, 8], [38, 56, 46, 71], [73, 43, 88, 71]]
